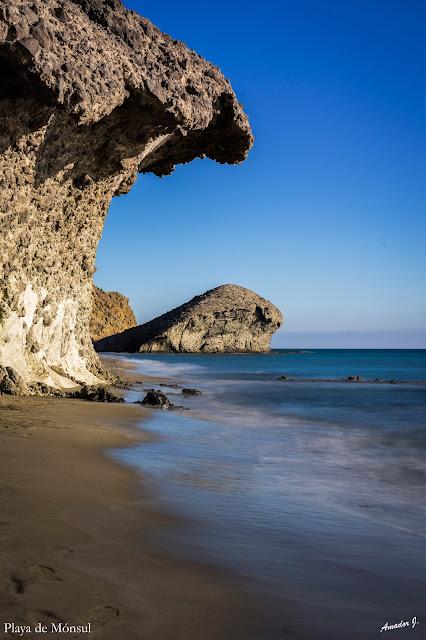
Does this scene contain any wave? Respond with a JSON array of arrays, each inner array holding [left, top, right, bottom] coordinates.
[[119, 355, 206, 378]]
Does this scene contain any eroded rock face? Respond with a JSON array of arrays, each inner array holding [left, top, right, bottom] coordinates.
[[95, 285, 283, 353], [90, 286, 136, 342], [0, 0, 252, 393]]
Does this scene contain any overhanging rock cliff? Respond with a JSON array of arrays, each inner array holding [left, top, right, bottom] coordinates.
[[95, 285, 283, 353], [0, 0, 253, 393]]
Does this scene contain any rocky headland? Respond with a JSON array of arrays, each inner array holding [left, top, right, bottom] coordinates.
[[90, 286, 136, 342], [95, 284, 283, 353], [0, 0, 252, 394]]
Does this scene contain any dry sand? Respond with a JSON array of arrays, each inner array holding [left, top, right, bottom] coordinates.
[[0, 388, 285, 639]]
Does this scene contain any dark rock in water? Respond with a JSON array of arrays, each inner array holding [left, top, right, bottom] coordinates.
[[278, 375, 289, 381], [95, 284, 283, 353], [182, 388, 202, 395], [140, 390, 173, 409], [346, 376, 361, 382], [0, 1, 252, 394], [389, 379, 397, 385], [159, 383, 183, 389], [73, 386, 124, 403]]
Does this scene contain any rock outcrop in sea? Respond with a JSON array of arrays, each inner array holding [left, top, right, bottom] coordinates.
[[90, 286, 136, 342], [0, 0, 252, 393], [95, 285, 283, 353]]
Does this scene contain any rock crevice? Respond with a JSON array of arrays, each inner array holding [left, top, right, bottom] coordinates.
[[0, 0, 252, 392]]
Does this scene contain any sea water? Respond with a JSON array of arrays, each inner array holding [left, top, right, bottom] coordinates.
[[110, 350, 426, 639]]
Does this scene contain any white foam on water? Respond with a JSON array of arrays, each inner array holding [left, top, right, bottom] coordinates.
[[121, 355, 206, 378]]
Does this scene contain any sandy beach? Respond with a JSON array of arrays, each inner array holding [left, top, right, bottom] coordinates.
[[0, 382, 285, 639]]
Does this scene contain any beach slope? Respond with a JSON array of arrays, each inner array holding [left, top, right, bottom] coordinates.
[[0, 395, 283, 639]]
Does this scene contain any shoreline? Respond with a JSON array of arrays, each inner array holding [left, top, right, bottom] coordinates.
[[0, 370, 287, 639], [101, 352, 426, 387], [103, 351, 426, 640]]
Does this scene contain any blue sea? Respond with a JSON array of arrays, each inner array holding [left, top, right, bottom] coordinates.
[[108, 350, 426, 640]]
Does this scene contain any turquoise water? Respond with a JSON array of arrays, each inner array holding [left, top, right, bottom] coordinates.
[[117, 348, 426, 381], [109, 350, 426, 640]]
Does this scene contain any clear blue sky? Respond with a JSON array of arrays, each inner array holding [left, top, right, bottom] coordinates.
[[95, 0, 426, 348]]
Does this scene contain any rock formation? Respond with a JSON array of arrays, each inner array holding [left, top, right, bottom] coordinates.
[[90, 286, 136, 342], [95, 285, 283, 353], [138, 389, 173, 409], [0, 0, 252, 393]]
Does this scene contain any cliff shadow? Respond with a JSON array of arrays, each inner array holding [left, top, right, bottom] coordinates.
[[32, 89, 178, 191], [0, 44, 56, 153]]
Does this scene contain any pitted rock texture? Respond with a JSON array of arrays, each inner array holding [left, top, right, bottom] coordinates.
[[0, 1, 252, 393], [95, 285, 283, 353], [90, 286, 136, 342]]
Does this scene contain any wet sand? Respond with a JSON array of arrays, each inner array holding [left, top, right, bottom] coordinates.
[[0, 387, 286, 638]]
